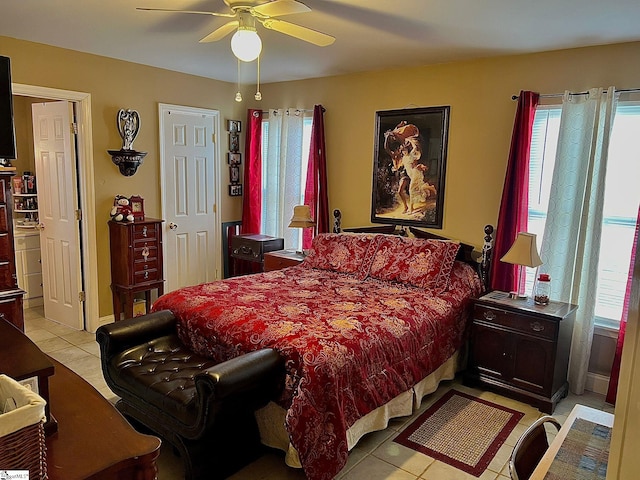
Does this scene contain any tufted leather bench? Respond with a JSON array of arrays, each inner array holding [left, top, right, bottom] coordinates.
[[97, 310, 285, 480]]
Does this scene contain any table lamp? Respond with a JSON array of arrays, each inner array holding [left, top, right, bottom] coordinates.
[[500, 232, 542, 299], [288, 205, 316, 254]]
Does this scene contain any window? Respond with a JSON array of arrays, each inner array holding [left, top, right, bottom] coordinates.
[[260, 114, 313, 251], [527, 101, 640, 329]]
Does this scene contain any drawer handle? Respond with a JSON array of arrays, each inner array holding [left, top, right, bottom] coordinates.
[[144, 271, 149, 279], [483, 311, 497, 321], [530, 321, 545, 332], [142, 246, 150, 261], [142, 226, 148, 237]]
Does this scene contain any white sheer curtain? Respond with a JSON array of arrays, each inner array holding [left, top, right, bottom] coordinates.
[[262, 108, 304, 249], [539, 87, 617, 394]]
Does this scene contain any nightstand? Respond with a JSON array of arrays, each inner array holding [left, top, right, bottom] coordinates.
[[263, 250, 305, 271], [464, 291, 577, 413]]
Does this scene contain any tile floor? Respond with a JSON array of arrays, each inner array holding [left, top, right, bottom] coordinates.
[[23, 306, 615, 480]]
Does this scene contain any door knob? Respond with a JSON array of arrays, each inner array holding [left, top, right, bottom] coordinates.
[[36, 222, 45, 230], [169, 222, 178, 230]]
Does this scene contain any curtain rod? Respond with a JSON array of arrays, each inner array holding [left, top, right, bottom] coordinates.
[[511, 87, 640, 100]]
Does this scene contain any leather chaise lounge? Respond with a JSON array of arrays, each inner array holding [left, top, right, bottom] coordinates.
[[96, 310, 285, 480]]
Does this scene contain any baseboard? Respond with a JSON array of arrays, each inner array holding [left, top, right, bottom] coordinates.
[[586, 372, 610, 395]]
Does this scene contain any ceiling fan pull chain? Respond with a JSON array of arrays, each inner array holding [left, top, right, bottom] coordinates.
[[235, 59, 243, 102], [255, 54, 262, 101]]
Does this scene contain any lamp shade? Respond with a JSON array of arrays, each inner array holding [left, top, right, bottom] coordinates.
[[288, 205, 316, 228], [231, 27, 262, 62], [500, 232, 543, 267]]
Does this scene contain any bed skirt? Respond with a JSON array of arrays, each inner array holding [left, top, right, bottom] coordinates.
[[254, 350, 461, 469]]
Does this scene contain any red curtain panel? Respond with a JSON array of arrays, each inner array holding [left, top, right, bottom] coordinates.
[[490, 91, 539, 292], [303, 105, 329, 250], [606, 204, 640, 404], [241, 109, 263, 234]]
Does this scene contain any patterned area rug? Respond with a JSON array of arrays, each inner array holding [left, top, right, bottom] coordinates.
[[394, 389, 524, 477], [544, 418, 611, 479]]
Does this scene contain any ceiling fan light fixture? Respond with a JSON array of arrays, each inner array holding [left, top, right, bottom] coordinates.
[[231, 26, 262, 62]]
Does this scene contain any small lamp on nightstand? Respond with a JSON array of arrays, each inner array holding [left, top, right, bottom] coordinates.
[[500, 232, 542, 299], [288, 205, 315, 255]]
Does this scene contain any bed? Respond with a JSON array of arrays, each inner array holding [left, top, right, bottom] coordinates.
[[152, 229, 489, 480]]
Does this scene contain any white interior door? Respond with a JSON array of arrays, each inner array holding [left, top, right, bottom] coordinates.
[[32, 101, 83, 329], [160, 104, 220, 293]]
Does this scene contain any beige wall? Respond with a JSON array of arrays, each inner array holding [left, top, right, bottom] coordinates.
[[3, 35, 640, 323], [255, 41, 640, 248], [2, 36, 248, 316]]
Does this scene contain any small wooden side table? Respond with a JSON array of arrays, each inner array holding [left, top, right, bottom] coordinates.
[[264, 250, 305, 271], [464, 291, 577, 413]]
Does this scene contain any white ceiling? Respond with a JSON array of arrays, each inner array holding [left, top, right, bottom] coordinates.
[[2, 0, 640, 85]]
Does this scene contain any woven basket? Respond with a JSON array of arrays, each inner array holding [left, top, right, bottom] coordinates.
[[0, 374, 47, 479]]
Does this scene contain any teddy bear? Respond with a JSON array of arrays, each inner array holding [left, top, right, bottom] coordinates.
[[110, 195, 134, 222]]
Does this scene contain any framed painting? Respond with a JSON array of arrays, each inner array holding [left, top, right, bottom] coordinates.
[[371, 106, 450, 229]]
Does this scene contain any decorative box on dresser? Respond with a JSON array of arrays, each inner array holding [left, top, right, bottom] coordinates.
[[464, 291, 577, 414], [109, 218, 164, 321], [263, 250, 305, 272], [0, 170, 25, 330]]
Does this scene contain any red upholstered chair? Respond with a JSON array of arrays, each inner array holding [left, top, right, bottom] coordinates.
[[509, 415, 561, 480]]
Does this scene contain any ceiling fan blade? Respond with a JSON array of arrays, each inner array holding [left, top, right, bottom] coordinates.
[[252, 0, 311, 18], [261, 18, 335, 46], [199, 21, 239, 43], [136, 7, 235, 18]]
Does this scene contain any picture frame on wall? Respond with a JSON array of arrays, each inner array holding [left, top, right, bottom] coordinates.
[[227, 152, 241, 165], [227, 120, 241, 133], [229, 183, 243, 196], [371, 106, 450, 229], [229, 133, 239, 153], [230, 165, 240, 183]]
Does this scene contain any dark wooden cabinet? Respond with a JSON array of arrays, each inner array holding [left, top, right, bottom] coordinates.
[[464, 291, 577, 413], [0, 170, 24, 330], [263, 250, 305, 272], [109, 218, 164, 320]]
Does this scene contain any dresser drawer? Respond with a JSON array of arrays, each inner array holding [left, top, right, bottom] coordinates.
[[474, 304, 557, 341], [132, 223, 159, 242], [133, 268, 161, 284]]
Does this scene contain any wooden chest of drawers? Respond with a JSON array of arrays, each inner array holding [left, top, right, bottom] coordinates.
[[0, 172, 24, 330], [464, 291, 577, 413], [109, 218, 164, 320]]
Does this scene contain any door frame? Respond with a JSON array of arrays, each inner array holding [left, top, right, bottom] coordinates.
[[13, 83, 99, 332], [158, 103, 223, 288]]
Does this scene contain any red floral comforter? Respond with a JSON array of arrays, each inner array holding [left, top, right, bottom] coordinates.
[[152, 261, 481, 480]]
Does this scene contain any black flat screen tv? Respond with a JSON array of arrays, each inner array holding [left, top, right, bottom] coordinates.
[[0, 55, 16, 160]]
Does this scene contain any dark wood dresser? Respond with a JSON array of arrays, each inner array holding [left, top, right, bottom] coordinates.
[[0, 170, 24, 330], [109, 218, 164, 320], [464, 291, 577, 413]]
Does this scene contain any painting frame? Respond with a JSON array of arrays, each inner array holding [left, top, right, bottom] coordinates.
[[227, 119, 241, 133], [371, 106, 450, 229], [227, 152, 241, 165], [229, 165, 240, 183], [228, 183, 243, 196]]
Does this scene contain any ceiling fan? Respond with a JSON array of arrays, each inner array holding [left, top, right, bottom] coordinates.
[[137, 0, 335, 47]]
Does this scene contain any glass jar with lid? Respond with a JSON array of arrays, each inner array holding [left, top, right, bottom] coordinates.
[[534, 273, 551, 305]]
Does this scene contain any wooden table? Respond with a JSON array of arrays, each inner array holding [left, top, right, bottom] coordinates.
[[0, 318, 161, 479], [530, 404, 614, 479], [46, 357, 161, 480]]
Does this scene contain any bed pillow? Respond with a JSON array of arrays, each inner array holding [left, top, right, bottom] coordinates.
[[303, 233, 378, 279], [368, 235, 460, 292]]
